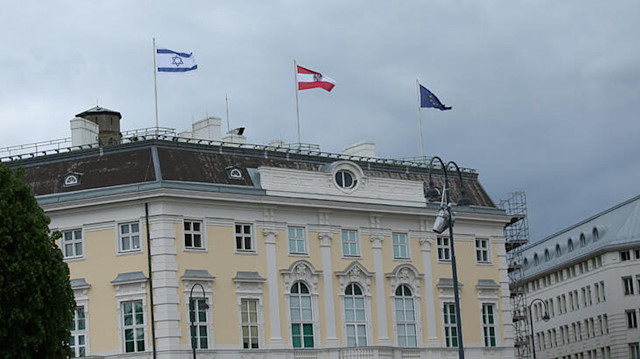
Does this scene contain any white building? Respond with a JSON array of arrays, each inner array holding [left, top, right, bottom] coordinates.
[[514, 195, 640, 359]]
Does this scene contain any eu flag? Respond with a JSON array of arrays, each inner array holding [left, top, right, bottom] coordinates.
[[419, 85, 451, 110]]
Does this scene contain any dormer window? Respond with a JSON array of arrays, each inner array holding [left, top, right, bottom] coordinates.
[[63, 172, 82, 187], [226, 166, 243, 179], [335, 170, 356, 189]]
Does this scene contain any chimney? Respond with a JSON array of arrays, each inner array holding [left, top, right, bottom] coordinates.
[[343, 141, 377, 158], [70, 117, 99, 146], [75, 106, 122, 146], [192, 117, 222, 141]]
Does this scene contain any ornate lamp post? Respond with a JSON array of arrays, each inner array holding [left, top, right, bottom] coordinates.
[[425, 156, 471, 359], [189, 283, 209, 359], [528, 298, 550, 359]]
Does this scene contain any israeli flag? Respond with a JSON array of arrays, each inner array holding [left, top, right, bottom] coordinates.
[[156, 48, 198, 72]]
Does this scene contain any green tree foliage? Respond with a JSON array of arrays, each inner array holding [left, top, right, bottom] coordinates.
[[0, 164, 75, 358]]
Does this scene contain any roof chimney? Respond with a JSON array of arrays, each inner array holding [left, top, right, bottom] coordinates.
[[70, 117, 99, 146], [75, 106, 122, 146], [192, 117, 221, 141], [343, 141, 377, 158]]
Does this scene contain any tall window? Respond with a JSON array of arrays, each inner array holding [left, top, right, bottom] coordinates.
[[481, 304, 496, 347], [567, 239, 574, 252], [288, 227, 307, 255], [290, 282, 314, 348], [623, 277, 635, 295], [341, 229, 359, 257], [184, 220, 203, 249], [70, 306, 87, 357], [392, 233, 409, 259], [395, 285, 417, 347], [627, 310, 638, 329], [122, 300, 145, 353], [62, 229, 83, 259], [235, 223, 254, 252], [344, 283, 367, 346], [190, 298, 209, 349], [443, 303, 458, 347], [475, 239, 490, 263], [119, 222, 141, 252], [241, 299, 259, 349], [437, 237, 451, 261], [630, 343, 640, 359]]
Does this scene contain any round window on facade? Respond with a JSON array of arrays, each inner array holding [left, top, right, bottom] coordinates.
[[335, 170, 357, 189]]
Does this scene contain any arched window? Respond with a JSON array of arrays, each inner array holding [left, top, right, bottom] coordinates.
[[395, 285, 417, 347], [545, 249, 551, 261], [344, 283, 367, 347], [556, 244, 562, 257], [534, 253, 540, 265], [523, 258, 529, 268], [592, 228, 599, 241], [580, 233, 586, 247], [290, 282, 314, 348], [567, 239, 574, 252]]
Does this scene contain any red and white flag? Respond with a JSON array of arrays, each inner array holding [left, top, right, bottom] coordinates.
[[297, 65, 336, 92]]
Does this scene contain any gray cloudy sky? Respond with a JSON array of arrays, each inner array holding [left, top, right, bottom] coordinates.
[[1, 1, 639, 241]]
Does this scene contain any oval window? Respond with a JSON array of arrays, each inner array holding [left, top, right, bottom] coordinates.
[[335, 170, 356, 189]]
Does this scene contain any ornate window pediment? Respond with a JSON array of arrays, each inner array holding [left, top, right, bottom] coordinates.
[[335, 261, 374, 295], [280, 260, 322, 294], [386, 264, 423, 296]]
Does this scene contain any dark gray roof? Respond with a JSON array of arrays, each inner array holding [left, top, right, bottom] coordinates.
[[476, 279, 500, 289], [182, 270, 216, 281], [70, 278, 90, 289], [111, 271, 147, 284], [233, 271, 266, 282], [76, 106, 121, 118]]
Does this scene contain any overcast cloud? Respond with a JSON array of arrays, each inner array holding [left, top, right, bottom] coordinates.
[[1, 0, 639, 241]]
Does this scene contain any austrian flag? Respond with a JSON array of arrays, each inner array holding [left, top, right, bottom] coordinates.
[[297, 65, 336, 92]]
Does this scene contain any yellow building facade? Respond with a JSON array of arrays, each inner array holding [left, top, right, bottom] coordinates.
[[10, 119, 514, 358]]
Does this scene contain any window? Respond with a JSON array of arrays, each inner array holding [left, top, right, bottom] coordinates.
[[437, 237, 451, 261], [241, 299, 259, 349], [335, 170, 356, 189], [580, 234, 586, 247], [636, 249, 640, 259], [443, 303, 458, 347], [627, 310, 638, 329], [344, 283, 367, 347], [621, 250, 632, 261], [62, 229, 83, 259], [392, 233, 409, 259], [475, 238, 490, 263], [341, 229, 359, 257], [395, 285, 417, 347], [70, 306, 87, 357], [623, 277, 635, 295], [630, 343, 640, 359], [288, 226, 307, 255], [122, 300, 145, 353], [235, 223, 254, 252], [592, 228, 599, 241], [568, 239, 574, 252], [545, 249, 551, 261], [189, 298, 209, 349], [482, 303, 497, 347], [290, 282, 314, 348], [119, 222, 141, 253], [556, 244, 562, 257], [184, 220, 203, 249], [534, 253, 540, 265]]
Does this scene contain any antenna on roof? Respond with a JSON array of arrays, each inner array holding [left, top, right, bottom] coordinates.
[[225, 94, 230, 133]]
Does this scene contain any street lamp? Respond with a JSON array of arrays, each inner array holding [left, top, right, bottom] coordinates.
[[527, 298, 550, 359], [189, 283, 209, 359], [425, 156, 471, 359]]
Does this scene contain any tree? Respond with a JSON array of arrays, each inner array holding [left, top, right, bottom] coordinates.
[[0, 164, 75, 358]]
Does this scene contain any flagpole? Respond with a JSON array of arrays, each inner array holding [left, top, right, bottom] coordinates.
[[416, 79, 425, 162], [153, 38, 159, 137], [294, 59, 301, 146], [225, 94, 230, 133]]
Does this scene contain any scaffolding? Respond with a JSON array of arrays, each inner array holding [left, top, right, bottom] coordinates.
[[499, 191, 530, 359]]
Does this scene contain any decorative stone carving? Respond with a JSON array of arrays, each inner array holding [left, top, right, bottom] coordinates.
[[336, 262, 373, 295], [387, 264, 423, 296], [280, 260, 321, 294]]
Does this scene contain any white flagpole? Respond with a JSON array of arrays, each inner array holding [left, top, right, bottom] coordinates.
[[153, 38, 159, 137], [225, 94, 230, 133], [294, 59, 301, 146], [416, 79, 425, 161]]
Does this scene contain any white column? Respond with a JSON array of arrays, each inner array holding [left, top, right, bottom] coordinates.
[[419, 235, 439, 347], [319, 232, 339, 346], [263, 228, 285, 348], [149, 216, 181, 357], [370, 234, 391, 345]]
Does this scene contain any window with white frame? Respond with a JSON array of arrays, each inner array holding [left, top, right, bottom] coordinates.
[[119, 222, 141, 253], [70, 306, 87, 357], [62, 229, 84, 259], [627, 310, 638, 329], [437, 237, 451, 261], [623, 277, 635, 295], [288, 226, 307, 255], [344, 283, 367, 347], [122, 300, 145, 353], [395, 285, 417, 347], [189, 298, 209, 349], [443, 303, 458, 347], [184, 220, 204, 249], [241, 299, 259, 349], [341, 229, 359, 257], [475, 238, 490, 263], [290, 281, 314, 348], [630, 342, 640, 359], [482, 304, 497, 347], [392, 233, 409, 259], [235, 223, 254, 252]]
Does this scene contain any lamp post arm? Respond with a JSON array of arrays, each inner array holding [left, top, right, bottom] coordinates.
[[528, 298, 549, 359]]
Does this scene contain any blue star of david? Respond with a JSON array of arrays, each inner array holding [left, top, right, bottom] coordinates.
[[171, 55, 184, 67]]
